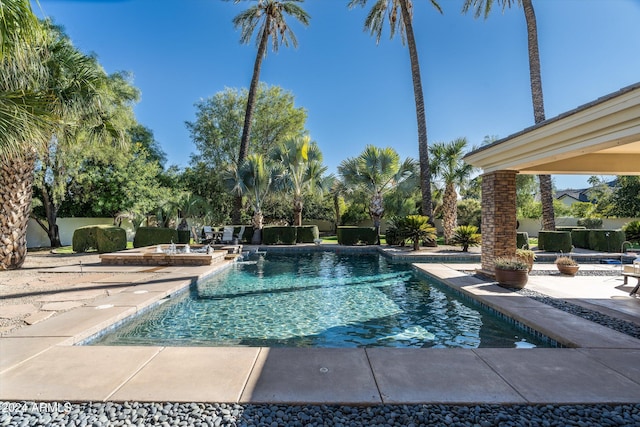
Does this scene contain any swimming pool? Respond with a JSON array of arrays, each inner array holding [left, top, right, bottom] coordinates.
[[91, 252, 549, 348]]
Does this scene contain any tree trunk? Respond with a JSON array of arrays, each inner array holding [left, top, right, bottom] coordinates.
[[399, 0, 434, 223], [333, 194, 341, 233], [0, 155, 35, 270], [370, 192, 384, 245], [39, 179, 62, 247], [251, 210, 264, 244], [442, 182, 458, 244], [522, 0, 555, 230], [293, 197, 303, 227]]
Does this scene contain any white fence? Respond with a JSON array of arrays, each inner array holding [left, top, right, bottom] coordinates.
[[27, 218, 135, 248]]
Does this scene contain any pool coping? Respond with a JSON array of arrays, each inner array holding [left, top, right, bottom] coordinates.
[[1, 249, 640, 405]]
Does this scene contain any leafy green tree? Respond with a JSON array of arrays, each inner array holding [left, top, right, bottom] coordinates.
[[231, 0, 310, 222], [569, 201, 595, 219], [349, 0, 441, 221], [339, 145, 416, 243], [463, 0, 555, 230], [270, 135, 327, 226], [429, 137, 475, 243], [185, 85, 307, 222], [457, 198, 481, 229], [609, 176, 640, 217]]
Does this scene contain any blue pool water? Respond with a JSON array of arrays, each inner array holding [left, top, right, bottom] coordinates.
[[92, 252, 549, 348]]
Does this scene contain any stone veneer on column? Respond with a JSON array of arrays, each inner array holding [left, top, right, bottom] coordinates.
[[480, 170, 518, 275]]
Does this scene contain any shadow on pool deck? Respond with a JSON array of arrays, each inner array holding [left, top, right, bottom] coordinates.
[[1, 248, 639, 404]]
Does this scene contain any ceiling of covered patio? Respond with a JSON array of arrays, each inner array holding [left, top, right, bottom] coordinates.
[[464, 82, 640, 175]]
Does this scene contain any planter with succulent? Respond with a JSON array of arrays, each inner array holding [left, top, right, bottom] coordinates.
[[494, 257, 529, 289], [515, 248, 536, 272], [555, 256, 579, 276]]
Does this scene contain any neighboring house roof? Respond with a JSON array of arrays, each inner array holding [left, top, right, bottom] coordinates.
[[555, 190, 589, 203]]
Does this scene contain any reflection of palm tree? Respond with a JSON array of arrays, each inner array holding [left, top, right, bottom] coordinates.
[[462, 0, 555, 230], [270, 135, 327, 226], [349, 0, 441, 221], [231, 0, 310, 222], [429, 138, 474, 244], [339, 145, 415, 244]]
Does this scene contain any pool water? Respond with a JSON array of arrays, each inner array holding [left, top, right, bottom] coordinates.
[[92, 252, 549, 348]]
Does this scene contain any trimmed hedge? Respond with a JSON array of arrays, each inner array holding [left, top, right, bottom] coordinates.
[[72, 225, 126, 253], [537, 231, 572, 253], [556, 226, 586, 232], [571, 229, 591, 249], [234, 225, 254, 243], [296, 225, 319, 243], [516, 232, 529, 250], [177, 230, 191, 244], [262, 226, 297, 245], [133, 227, 179, 248], [337, 226, 377, 246], [588, 229, 626, 253]]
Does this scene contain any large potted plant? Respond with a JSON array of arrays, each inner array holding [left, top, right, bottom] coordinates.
[[555, 256, 579, 276], [494, 257, 529, 289]]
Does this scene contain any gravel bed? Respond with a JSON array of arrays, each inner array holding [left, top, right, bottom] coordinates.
[[2, 401, 640, 426]]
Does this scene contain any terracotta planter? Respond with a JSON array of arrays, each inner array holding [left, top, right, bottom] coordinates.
[[494, 268, 528, 289], [557, 264, 579, 276]]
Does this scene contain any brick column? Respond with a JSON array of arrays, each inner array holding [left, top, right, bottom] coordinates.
[[480, 170, 518, 275]]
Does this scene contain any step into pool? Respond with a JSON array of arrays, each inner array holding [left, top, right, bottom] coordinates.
[[90, 252, 552, 348]]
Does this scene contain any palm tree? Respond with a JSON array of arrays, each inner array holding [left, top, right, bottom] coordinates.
[[224, 154, 282, 244], [231, 0, 310, 222], [462, 0, 555, 230], [349, 0, 441, 222], [270, 135, 327, 226], [338, 145, 415, 244], [429, 137, 475, 244]]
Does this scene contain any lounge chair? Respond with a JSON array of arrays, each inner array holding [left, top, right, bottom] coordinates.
[[201, 226, 214, 244], [220, 226, 235, 244]]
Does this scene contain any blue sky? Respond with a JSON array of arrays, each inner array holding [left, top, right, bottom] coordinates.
[[34, 0, 640, 190]]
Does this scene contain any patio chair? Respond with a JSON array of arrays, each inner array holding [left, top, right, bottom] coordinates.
[[201, 226, 214, 244], [220, 226, 235, 244]]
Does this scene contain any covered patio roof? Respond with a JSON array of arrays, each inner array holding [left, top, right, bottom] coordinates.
[[464, 82, 640, 175]]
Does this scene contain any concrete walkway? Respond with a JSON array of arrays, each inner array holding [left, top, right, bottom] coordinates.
[[1, 257, 639, 405]]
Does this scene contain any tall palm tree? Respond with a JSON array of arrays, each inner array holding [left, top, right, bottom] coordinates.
[[338, 145, 416, 244], [224, 154, 282, 244], [231, 0, 310, 222], [429, 137, 475, 244], [462, 0, 555, 230], [348, 0, 441, 222], [270, 135, 327, 226]]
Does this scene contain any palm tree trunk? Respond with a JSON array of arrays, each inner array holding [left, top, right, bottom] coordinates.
[[39, 179, 62, 247], [523, 0, 555, 230], [235, 16, 271, 224], [442, 182, 457, 244], [293, 197, 303, 227], [0, 155, 35, 270], [370, 191, 384, 245], [399, 0, 434, 222]]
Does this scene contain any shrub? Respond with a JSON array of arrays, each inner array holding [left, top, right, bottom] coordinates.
[[337, 226, 377, 246], [571, 229, 591, 249], [537, 231, 572, 253], [450, 225, 481, 252], [555, 256, 578, 267], [396, 215, 437, 251], [133, 227, 179, 248], [262, 226, 297, 245], [95, 226, 126, 253], [577, 217, 603, 229], [73, 225, 126, 253], [494, 257, 529, 271], [177, 230, 191, 244], [295, 225, 319, 243], [516, 232, 529, 250], [516, 248, 536, 272], [384, 217, 405, 246], [623, 220, 640, 243], [587, 229, 626, 253]]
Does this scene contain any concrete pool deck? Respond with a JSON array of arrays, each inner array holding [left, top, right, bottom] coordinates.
[[1, 252, 639, 405]]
